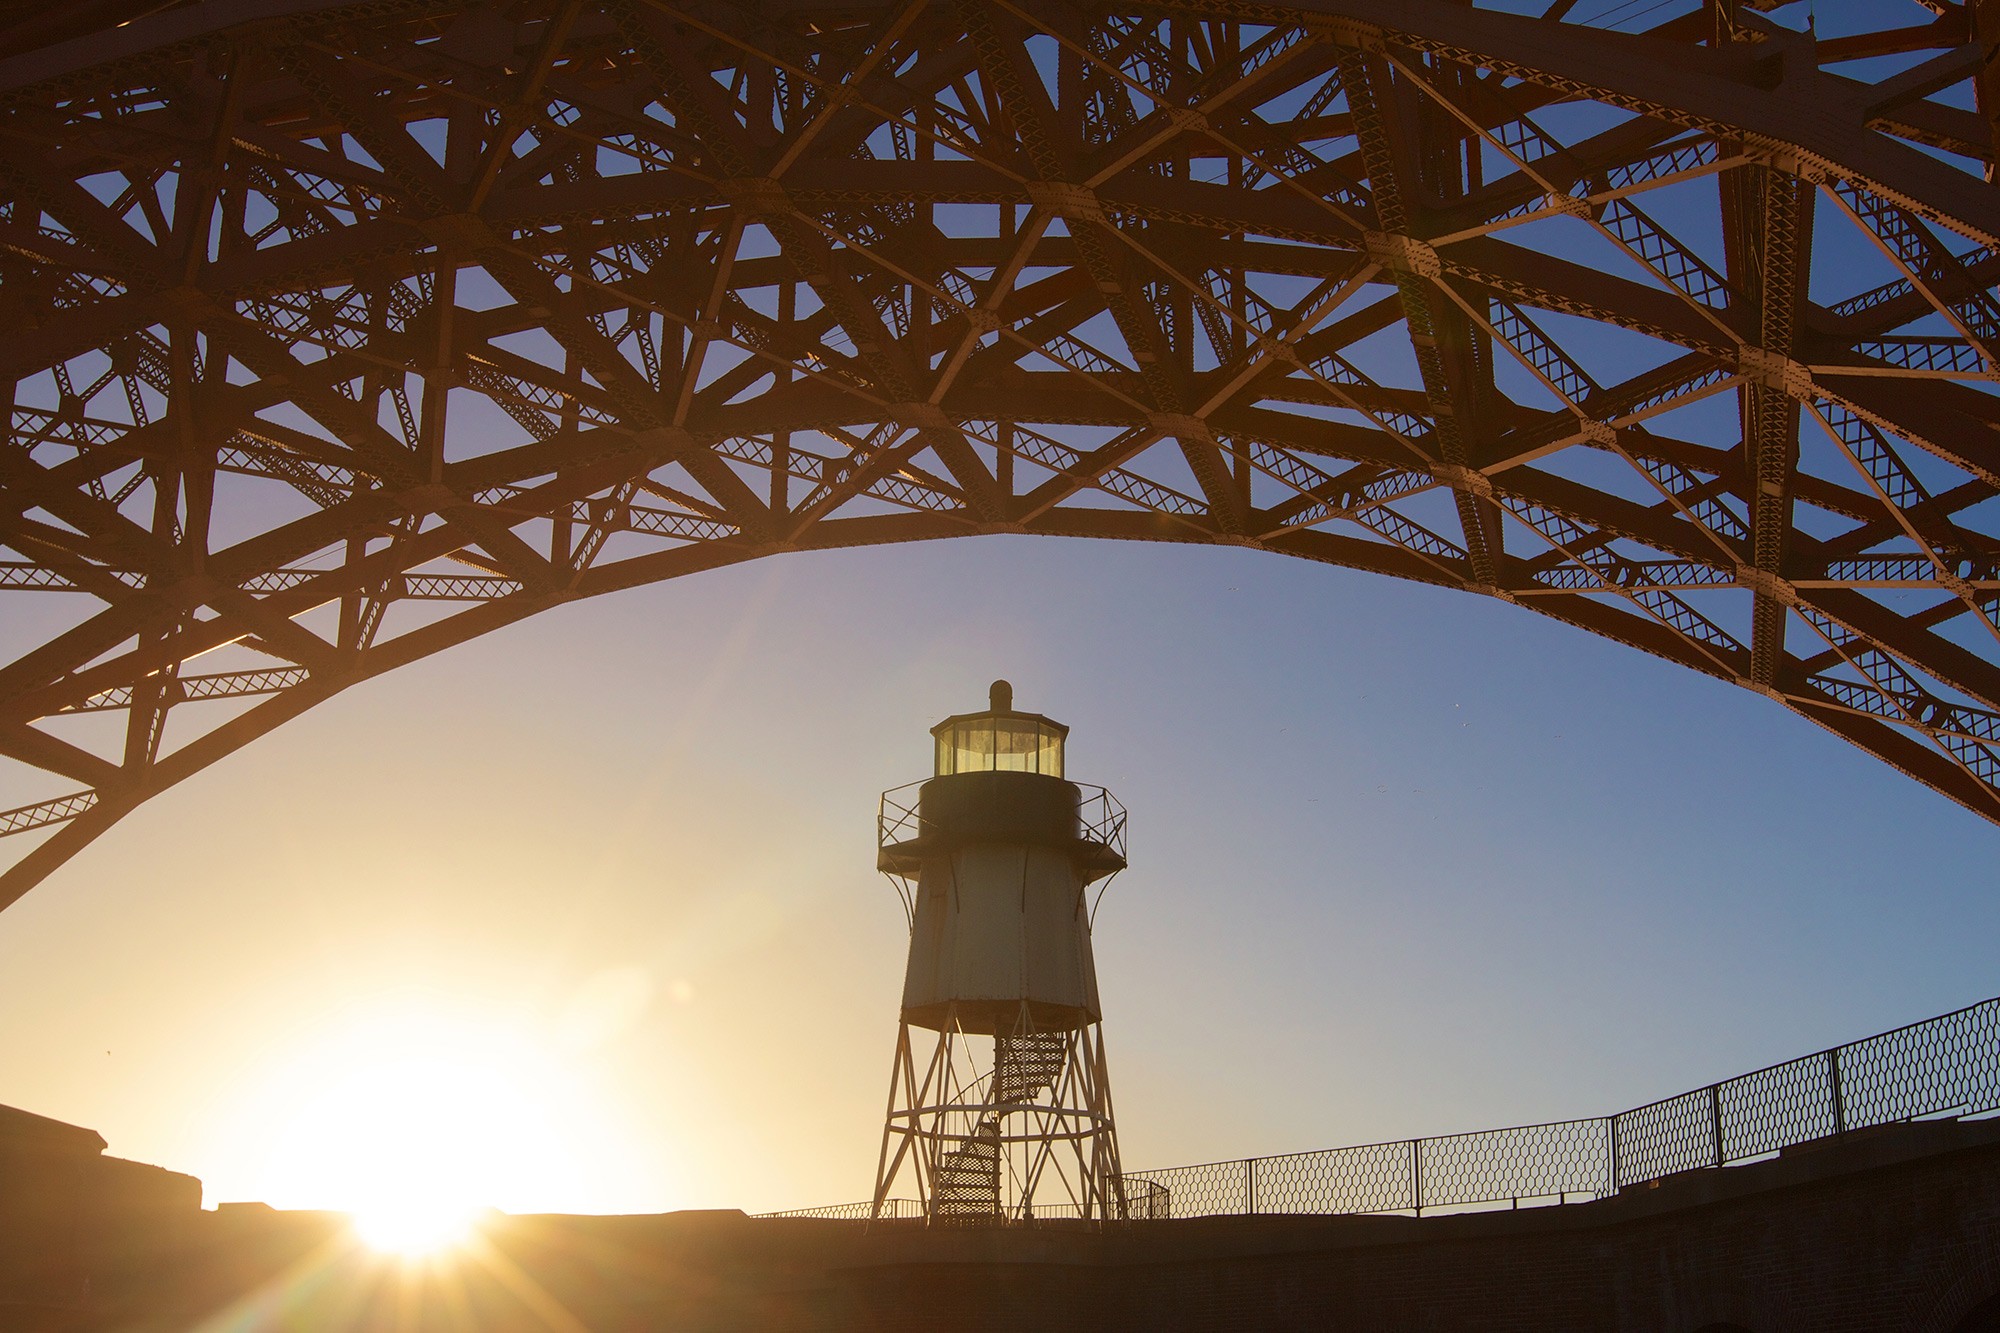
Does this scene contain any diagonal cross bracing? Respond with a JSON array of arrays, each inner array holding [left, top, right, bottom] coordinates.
[[1, 0, 1999, 904]]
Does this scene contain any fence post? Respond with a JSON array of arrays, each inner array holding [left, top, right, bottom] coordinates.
[[1246, 1157, 1257, 1215], [1708, 1084, 1725, 1167], [1411, 1139, 1423, 1217], [1828, 1047, 1848, 1135], [1608, 1114, 1621, 1194]]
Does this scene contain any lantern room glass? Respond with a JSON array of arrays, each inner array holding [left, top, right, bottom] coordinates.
[[933, 716, 1065, 778]]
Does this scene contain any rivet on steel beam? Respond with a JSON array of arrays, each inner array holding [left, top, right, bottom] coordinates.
[[1148, 412, 1209, 441], [1024, 181, 1106, 224], [1364, 230, 1441, 278], [715, 176, 789, 213], [1431, 463, 1494, 499], [1736, 565, 1796, 603], [1738, 346, 1813, 396]]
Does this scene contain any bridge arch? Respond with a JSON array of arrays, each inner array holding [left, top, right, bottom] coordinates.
[[3, 0, 1999, 903]]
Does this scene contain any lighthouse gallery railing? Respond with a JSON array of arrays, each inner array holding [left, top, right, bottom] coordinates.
[[877, 780, 1128, 862], [763, 994, 2000, 1221]]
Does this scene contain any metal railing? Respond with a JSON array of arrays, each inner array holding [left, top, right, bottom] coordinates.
[[1026, 1176, 1171, 1221], [1075, 785, 1128, 860], [878, 783, 924, 849], [1127, 994, 2000, 1218], [877, 780, 1128, 863], [761, 1199, 925, 1222], [759, 1176, 1170, 1224], [763, 995, 2000, 1223]]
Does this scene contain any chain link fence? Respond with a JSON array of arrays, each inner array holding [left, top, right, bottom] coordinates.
[[759, 995, 2000, 1223], [1128, 995, 2000, 1218]]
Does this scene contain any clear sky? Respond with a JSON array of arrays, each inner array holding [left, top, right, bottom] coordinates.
[[0, 0, 1992, 1222], [1, 531, 1996, 1216]]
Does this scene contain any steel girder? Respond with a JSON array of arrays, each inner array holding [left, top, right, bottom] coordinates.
[[2, 0, 1999, 905]]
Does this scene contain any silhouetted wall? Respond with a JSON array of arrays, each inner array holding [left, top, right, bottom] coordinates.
[[6, 1108, 1999, 1330], [0, 1104, 200, 1323], [819, 1120, 2000, 1331]]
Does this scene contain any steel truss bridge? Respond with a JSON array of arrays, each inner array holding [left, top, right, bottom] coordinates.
[[1, 0, 1998, 903]]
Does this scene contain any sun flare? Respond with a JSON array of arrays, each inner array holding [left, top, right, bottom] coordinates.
[[351, 1195, 480, 1256], [224, 1001, 643, 1233]]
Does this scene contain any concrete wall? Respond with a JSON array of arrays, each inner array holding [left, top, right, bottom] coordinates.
[[0, 1104, 201, 1325], [823, 1121, 2000, 1332], [7, 1112, 2000, 1330]]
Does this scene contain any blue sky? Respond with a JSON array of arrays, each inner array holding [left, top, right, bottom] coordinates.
[[0, 0, 1991, 1218], [1, 531, 1994, 1213]]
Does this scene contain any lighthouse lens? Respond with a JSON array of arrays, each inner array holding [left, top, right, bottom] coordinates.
[[935, 719, 1064, 777]]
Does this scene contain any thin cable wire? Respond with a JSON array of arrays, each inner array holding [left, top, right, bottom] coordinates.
[[1573, 0, 1687, 29], [1613, 0, 1686, 30], [1571, 0, 1653, 25]]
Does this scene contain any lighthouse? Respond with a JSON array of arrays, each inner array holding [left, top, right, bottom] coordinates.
[[870, 682, 1131, 1224]]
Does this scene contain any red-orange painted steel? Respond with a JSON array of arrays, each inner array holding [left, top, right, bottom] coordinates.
[[2, 0, 1998, 903]]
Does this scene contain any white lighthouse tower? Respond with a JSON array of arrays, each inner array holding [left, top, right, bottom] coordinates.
[[870, 682, 1132, 1224]]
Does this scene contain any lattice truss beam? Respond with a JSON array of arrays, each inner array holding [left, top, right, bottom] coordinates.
[[2, 0, 1999, 902]]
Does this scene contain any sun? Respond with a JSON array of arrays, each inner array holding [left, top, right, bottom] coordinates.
[[234, 1004, 615, 1249], [351, 1194, 480, 1257], [275, 1044, 522, 1257]]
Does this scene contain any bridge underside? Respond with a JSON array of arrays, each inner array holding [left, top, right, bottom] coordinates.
[[2, 0, 1999, 901]]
